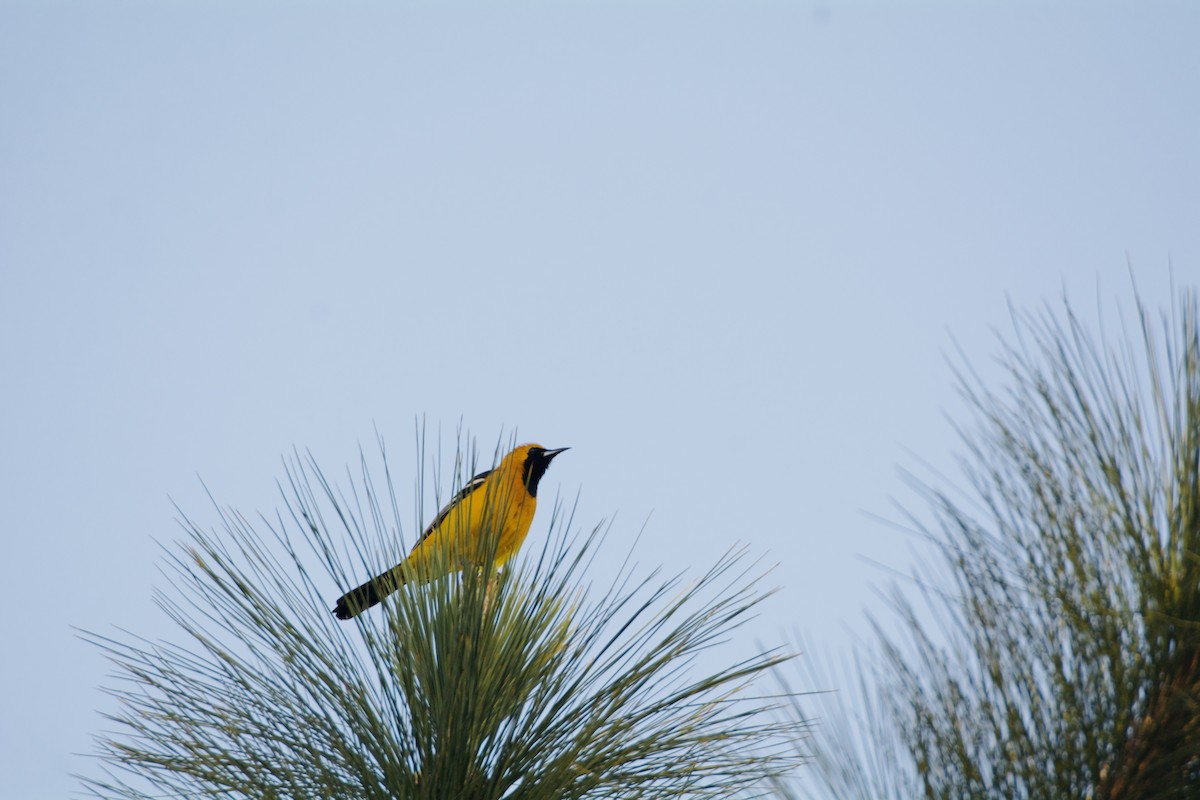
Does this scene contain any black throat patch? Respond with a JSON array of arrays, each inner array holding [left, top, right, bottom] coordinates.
[[522, 448, 550, 497]]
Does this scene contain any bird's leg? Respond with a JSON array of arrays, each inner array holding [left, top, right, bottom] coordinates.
[[482, 566, 501, 619]]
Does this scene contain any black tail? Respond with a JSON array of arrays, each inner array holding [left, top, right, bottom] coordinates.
[[333, 566, 404, 620]]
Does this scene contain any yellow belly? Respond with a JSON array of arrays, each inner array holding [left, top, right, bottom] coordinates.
[[404, 488, 536, 580]]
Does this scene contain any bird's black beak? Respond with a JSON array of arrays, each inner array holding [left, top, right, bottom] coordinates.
[[542, 447, 569, 461]]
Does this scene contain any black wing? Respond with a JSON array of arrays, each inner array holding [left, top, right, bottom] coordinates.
[[332, 468, 494, 620], [416, 469, 491, 545]]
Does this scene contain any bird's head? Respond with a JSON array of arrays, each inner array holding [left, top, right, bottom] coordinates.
[[517, 444, 568, 497]]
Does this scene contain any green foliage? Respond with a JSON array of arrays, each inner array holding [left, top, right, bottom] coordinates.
[[785, 289, 1200, 799], [83, 438, 793, 800]]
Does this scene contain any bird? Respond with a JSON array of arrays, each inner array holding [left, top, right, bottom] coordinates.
[[332, 443, 568, 620]]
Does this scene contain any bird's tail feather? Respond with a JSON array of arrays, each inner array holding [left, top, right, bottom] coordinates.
[[333, 564, 405, 620]]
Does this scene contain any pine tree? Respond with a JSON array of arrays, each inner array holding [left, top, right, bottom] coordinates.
[[783, 289, 1200, 799], [83, 436, 795, 800]]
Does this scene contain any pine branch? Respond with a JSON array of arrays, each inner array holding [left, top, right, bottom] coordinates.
[[81, 435, 797, 800]]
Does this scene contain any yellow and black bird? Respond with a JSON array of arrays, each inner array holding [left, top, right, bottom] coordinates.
[[333, 443, 567, 620]]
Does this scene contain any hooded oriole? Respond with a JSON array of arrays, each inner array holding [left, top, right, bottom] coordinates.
[[332, 443, 567, 620]]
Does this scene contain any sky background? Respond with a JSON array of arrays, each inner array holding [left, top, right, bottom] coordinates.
[[2, 1, 1197, 797]]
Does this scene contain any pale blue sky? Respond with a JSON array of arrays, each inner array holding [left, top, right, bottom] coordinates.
[[1, 2, 1196, 796]]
